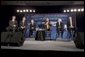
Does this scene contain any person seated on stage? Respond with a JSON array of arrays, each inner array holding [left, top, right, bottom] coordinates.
[[56, 18, 63, 38], [44, 18, 51, 31], [29, 19, 36, 37], [20, 16, 27, 32], [6, 16, 18, 32], [64, 24, 68, 31]]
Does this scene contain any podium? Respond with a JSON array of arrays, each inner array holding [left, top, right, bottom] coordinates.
[[35, 29, 45, 41], [1, 32, 24, 46]]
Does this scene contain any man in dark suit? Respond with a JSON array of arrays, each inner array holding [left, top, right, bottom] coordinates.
[[29, 19, 36, 37], [56, 18, 63, 38], [6, 16, 18, 32]]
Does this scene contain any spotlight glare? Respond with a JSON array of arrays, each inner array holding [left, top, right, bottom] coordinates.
[[33, 10, 35, 12], [23, 10, 25, 12], [63, 10, 66, 12], [67, 9, 69, 12], [74, 9, 77, 12], [30, 10, 32, 12], [17, 10, 19, 12], [81, 8, 84, 11], [78, 9, 81, 12], [26, 9, 28, 12], [71, 9, 73, 12], [20, 10, 22, 12]]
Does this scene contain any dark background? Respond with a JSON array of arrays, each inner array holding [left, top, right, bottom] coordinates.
[[0, 1, 84, 56], [1, 5, 84, 32]]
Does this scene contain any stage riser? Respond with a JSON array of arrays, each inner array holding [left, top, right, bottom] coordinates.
[[1, 32, 24, 46]]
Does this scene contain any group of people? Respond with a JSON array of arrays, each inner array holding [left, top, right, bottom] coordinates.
[[43, 17, 75, 39], [41, 16, 75, 39], [6, 15, 75, 39], [56, 17, 75, 39], [6, 16, 26, 33]]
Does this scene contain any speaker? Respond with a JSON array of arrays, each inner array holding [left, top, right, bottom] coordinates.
[[74, 32, 84, 49], [1, 32, 24, 46]]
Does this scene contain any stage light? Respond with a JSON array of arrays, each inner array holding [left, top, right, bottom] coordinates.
[[70, 9, 73, 12], [74, 9, 77, 12], [78, 9, 81, 12], [81, 8, 84, 11], [23, 9, 25, 12], [67, 9, 69, 12], [33, 10, 35, 12], [17, 10, 19, 12], [20, 10, 22, 12], [26, 9, 28, 12], [63, 10, 66, 12], [30, 10, 32, 12]]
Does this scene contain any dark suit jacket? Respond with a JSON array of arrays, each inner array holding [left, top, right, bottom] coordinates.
[[20, 21, 26, 28], [9, 20, 18, 28], [30, 23, 36, 30], [56, 22, 63, 29]]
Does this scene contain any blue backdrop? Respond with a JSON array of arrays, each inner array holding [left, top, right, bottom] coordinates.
[[24, 13, 76, 40]]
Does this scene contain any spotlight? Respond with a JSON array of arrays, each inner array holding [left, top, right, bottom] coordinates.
[[78, 9, 81, 12], [17, 10, 19, 12], [67, 9, 69, 12], [20, 10, 22, 12], [81, 8, 84, 11], [63, 10, 66, 12], [30, 10, 32, 12], [26, 9, 28, 12], [71, 9, 73, 12], [23, 9, 25, 12], [74, 9, 77, 12], [33, 10, 35, 12]]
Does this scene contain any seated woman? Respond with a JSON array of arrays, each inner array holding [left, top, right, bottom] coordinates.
[[63, 24, 68, 39]]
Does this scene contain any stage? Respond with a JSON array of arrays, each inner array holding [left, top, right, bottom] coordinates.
[[1, 38, 84, 52]]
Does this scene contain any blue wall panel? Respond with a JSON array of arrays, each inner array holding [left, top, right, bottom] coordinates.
[[25, 13, 76, 40]]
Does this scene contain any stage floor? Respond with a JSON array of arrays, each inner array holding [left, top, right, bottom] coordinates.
[[1, 38, 84, 52]]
